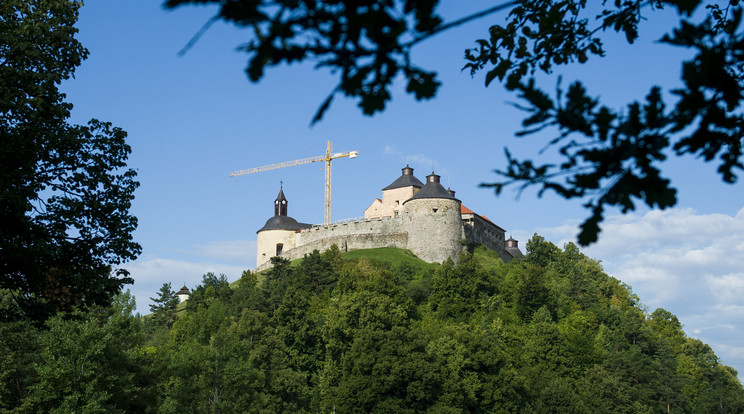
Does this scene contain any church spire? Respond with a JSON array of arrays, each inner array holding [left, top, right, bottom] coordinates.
[[274, 182, 287, 216]]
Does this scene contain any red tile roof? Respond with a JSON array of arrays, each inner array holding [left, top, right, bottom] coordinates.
[[462, 205, 496, 225], [461, 205, 475, 214]]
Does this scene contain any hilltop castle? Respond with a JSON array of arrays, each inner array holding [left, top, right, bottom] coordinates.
[[255, 165, 523, 271]]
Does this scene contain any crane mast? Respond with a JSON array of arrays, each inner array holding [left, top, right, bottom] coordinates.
[[230, 141, 358, 225]]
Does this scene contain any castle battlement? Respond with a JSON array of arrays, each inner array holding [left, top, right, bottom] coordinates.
[[302, 215, 395, 231], [254, 166, 522, 272]]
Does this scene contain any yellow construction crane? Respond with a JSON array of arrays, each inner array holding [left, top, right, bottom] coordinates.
[[229, 141, 358, 225]]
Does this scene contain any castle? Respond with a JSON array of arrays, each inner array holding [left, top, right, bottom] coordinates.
[[255, 165, 523, 271]]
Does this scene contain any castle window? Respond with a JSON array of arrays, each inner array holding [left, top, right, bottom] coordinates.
[[432, 208, 438, 213], [276, 243, 284, 255]]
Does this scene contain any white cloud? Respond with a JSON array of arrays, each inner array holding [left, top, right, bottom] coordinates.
[[706, 272, 744, 303], [123, 240, 256, 314], [518, 206, 744, 382], [383, 145, 439, 172], [191, 239, 257, 263], [715, 344, 744, 361]]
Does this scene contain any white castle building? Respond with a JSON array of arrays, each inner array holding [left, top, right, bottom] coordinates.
[[255, 165, 523, 271]]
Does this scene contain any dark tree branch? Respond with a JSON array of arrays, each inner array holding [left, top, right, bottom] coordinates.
[[405, 1, 520, 49], [178, 15, 219, 57]]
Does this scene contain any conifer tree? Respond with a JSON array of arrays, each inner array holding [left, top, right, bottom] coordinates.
[[149, 282, 179, 327]]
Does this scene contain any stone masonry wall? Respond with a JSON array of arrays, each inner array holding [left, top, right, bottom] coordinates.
[[254, 202, 503, 272], [402, 198, 463, 264], [255, 217, 409, 272], [463, 215, 508, 261]]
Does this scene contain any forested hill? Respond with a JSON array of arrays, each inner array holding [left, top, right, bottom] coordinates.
[[3, 237, 743, 412]]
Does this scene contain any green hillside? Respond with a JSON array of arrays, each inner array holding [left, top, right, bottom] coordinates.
[[3, 237, 743, 412], [342, 247, 439, 270]]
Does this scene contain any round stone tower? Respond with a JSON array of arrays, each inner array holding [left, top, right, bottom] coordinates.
[[402, 172, 463, 263], [256, 186, 310, 268]]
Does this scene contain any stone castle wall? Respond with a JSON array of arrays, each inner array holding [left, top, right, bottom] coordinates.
[[253, 169, 518, 272], [255, 216, 409, 272], [463, 215, 508, 261], [296, 216, 406, 247], [255, 201, 468, 271]]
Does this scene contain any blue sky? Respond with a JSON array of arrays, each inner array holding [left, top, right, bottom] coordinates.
[[63, 1, 743, 380]]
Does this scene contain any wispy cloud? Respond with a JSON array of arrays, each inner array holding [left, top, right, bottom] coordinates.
[[125, 239, 256, 314], [191, 240, 257, 263], [706, 272, 744, 304], [383, 145, 440, 172]]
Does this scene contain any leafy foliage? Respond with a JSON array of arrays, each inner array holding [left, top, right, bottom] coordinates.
[[148, 282, 181, 328], [165, 0, 743, 245], [0, 0, 140, 322], [3, 243, 743, 412], [163, 0, 453, 123], [470, 0, 743, 245], [19, 292, 155, 413]]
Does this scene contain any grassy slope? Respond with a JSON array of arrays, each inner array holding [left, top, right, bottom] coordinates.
[[251, 247, 442, 275], [342, 247, 441, 270]]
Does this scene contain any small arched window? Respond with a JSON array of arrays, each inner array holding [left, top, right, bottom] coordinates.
[[276, 243, 284, 256]]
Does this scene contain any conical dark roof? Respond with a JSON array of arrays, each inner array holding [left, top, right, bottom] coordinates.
[[274, 185, 288, 216], [505, 237, 524, 260], [257, 215, 311, 233], [382, 165, 424, 191], [276, 187, 287, 203], [405, 172, 459, 202], [259, 185, 311, 232], [176, 285, 190, 295]]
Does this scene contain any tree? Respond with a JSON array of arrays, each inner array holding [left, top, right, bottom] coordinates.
[[524, 234, 562, 269], [149, 282, 180, 328], [185, 272, 232, 313], [319, 264, 432, 412], [164, 0, 743, 245], [0, 320, 39, 410], [160, 299, 261, 413], [299, 249, 338, 292], [0, 0, 140, 322], [429, 254, 495, 321], [21, 292, 155, 413]]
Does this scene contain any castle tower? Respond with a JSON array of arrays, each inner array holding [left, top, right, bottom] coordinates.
[[176, 285, 190, 303], [402, 172, 463, 263], [256, 186, 311, 268], [366, 164, 424, 219], [274, 186, 287, 216], [504, 236, 524, 261]]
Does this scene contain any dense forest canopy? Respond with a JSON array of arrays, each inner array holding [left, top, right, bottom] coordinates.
[[3, 238, 742, 412]]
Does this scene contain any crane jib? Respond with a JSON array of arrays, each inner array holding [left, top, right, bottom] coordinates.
[[228, 141, 358, 225]]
